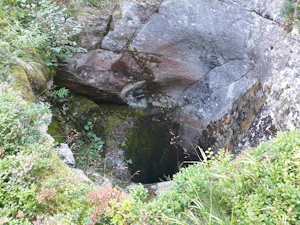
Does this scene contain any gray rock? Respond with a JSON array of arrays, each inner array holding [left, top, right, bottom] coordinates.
[[101, 0, 162, 52], [57, 0, 300, 153], [146, 181, 174, 196], [71, 168, 92, 183], [86, 170, 113, 187], [180, 60, 256, 125], [58, 144, 76, 167], [56, 49, 126, 103], [77, 14, 110, 50]]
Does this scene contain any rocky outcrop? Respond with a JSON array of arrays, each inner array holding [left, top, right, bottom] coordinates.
[[56, 0, 300, 155], [58, 143, 76, 167]]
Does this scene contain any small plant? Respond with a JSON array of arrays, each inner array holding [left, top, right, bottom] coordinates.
[[282, 0, 300, 32], [89, 133, 105, 151], [74, 121, 106, 170], [84, 121, 93, 131], [53, 87, 69, 99], [113, 10, 122, 19], [117, 141, 127, 147], [36, 188, 57, 205], [87, 183, 126, 224], [88, 0, 106, 8], [129, 183, 148, 203]]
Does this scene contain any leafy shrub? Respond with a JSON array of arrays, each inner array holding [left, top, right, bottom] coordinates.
[[226, 131, 300, 224], [87, 183, 139, 225], [130, 183, 149, 203], [0, 85, 50, 153], [0, 0, 85, 82], [0, 86, 93, 223], [23, 0, 86, 66], [137, 131, 300, 224], [0, 87, 49, 218]]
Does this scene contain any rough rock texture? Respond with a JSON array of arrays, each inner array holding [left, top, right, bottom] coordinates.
[[76, 14, 110, 50], [101, 0, 162, 52], [56, 50, 126, 103], [56, 0, 300, 155], [145, 180, 174, 196], [71, 168, 92, 183], [49, 93, 184, 183], [58, 143, 76, 167]]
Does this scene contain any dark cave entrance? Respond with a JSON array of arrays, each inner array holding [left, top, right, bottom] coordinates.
[[125, 113, 185, 184]]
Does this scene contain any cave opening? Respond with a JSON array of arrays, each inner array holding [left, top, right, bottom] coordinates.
[[125, 113, 186, 184]]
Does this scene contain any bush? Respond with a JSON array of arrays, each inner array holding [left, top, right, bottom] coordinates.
[[0, 86, 92, 223], [136, 131, 300, 224], [86, 182, 147, 225], [0, 86, 52, 219], [0, 85, 50, 154], [130, 183, 149, 203], [24, 0, 86, 66], [0, 0, 85, 81]]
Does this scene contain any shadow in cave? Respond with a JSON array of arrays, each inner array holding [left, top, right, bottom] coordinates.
[[125, 113, 186, 184]]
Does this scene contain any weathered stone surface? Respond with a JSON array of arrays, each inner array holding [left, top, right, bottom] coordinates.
[[56, 49, 126, 103], [77, 14, 110, 50], [58, 144, 76, 167], [179, 60, 256, 125], [56, 0, 300, 157], [71, 168, 92, 183], [9, 63, 51, 101], [149, 181, 174, 196], [72, 1, 119, 50], [101, 0, 162, 52]]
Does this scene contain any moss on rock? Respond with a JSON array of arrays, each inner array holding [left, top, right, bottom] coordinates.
[[9, 67, 35, 101], [8, 63, 52, 101], [48, 93, 146, 180]]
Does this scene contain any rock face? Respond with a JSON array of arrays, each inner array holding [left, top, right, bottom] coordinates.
[[56, 0, 300, 155], [58, 144, 76, 167]]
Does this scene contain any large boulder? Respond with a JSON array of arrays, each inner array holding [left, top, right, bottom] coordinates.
[[56, 0, 300, 153]]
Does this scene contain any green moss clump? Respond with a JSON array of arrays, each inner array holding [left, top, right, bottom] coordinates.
[[9, 67, 36, 101]]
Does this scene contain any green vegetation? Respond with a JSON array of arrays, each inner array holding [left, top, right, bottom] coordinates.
[[73, 121, 106, 171], [141, 132, 300, 224], [282, 0, 300, 31], [53, 87, 70, 99], [88, 0, 107, 8], [0, 0, 85, 99], [0, 0, 299, 224], [2, 84, 299, 224], [0, 86, 92, 224], [72, 131, 299, 225]]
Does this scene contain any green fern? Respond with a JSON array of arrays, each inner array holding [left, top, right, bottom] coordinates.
[[53, 87, 69, 99]]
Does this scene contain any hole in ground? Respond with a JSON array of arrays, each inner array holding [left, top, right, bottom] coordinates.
[[125, 113, 185, 184]]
